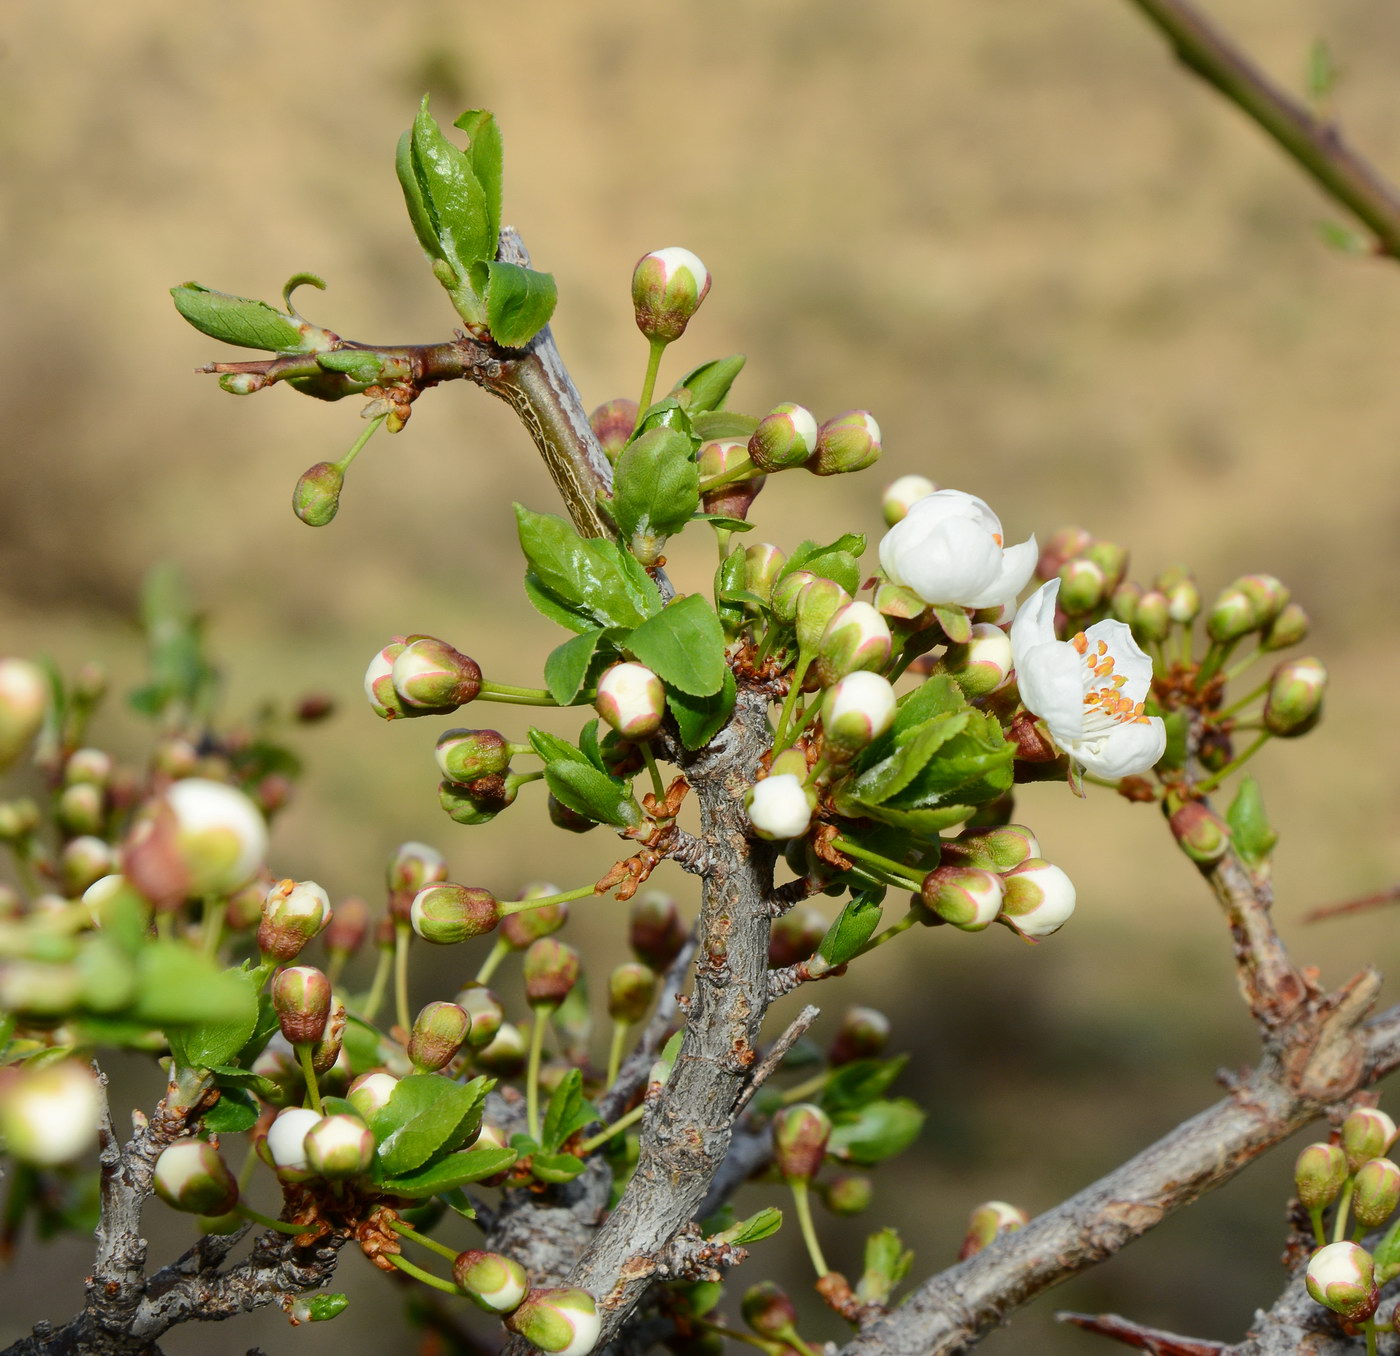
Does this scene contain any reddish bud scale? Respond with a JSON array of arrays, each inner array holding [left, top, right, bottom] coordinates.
[[1168, 801, 1231, 865], [456, 985, 505, 1047], [408, 1001, 472, 1072], [272, 966, 332, 1046], [629, 893, 687, 971], [772, 1102, 831, 1182], [589, 398, 639, 462]]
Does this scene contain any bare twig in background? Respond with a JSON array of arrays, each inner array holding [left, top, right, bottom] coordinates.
[[1304, 884, 1400, 925], [1058, 1311, 1229, 1354]]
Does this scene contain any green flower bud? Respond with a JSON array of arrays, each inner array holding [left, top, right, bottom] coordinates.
[[1168, 801, 1230, 865], [1110, 580, 1142, 625], [501, 891, 569, 949], [408, 1001, 471, 1072], [959, 1200, 1029, 1259], [821, 1173, 874, 1216], [919, 865, 1004, 932], [746, 773, 813, 842], [823, 672, 897, 756], [828, 1006, 891, 1066], [772, 1102, 831, 1182], [941, 824, 1039, 873], [435, 728, 510, 785], [1261, 602, 1310, 652], [741, 1282, 799, 1341], [287, 1293, 351, 1324], [153, 1138, 240, 1215], [1056, 558, 1106, 615], [410, 883, 501, 945], [303, 1114, 374, 1180], [438, 776, 514, 825], [632, 247, 710, 345], [548, 794, 597, 834], [589, 398, 638, 462], [807, 410, 881, 476], [796, 578, 852, 656], [769, 906, 826, 967], [523, 938, 582, 1010], [476, 1021, 527, 1076], [272, 965, 332, 1045], [454, 1249, 529, 1314], [1305, 1242, 1378, 1323], [1353, 1158, 1400, 1229], [1083, 541, 1128, 593], [1206, 587, 1260, 644], [504, 1287, 602, 1356], [1036, 527, 1092, 581], [61, 835, 115, 896], [455, 985, 504, 1047], [771, 569, 818, 623], [0, 1060, 102, 1164], [0, 659, 47, 770], [882, 475, 936, 526], [1342, 1108, 1398, 1174], [814, 601, 892, 686], [1263, 657, 1326, 737], [258, 878, 332, 961], [57, 782, 105, 837], [941, 623, 1012, 698], [1133, 590, 1170, 644], [1234, 574, 1289, 626], [364, 642, 410, 720], [392, 637, 482, 713], [1164, 575, 1201, 625], [743, 544, 786, 603], [748, 403, 818, 473], [388, 842, 448, 921], [346, 1071, 398, 1119], [292, 462, 344, 527], [595, 662, 666, 741], [697, 436, 765, 520], [630, 892, 687, 970], [607, 962, 658, 1025], [64, 747, 112, 788], [1295, 1141, 1348, 1210], [323, 895, 370, 959]]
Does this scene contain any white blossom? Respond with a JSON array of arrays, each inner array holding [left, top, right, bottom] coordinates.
[[746, 773, 812, 841]]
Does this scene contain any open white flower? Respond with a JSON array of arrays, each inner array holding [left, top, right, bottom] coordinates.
[[1011, 580, 1165, 779], [877, 489, 1037, 610]]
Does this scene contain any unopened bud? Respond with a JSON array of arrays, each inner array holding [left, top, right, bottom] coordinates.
[[1036, 527, 1092, 581], [998, 859, 1076, 940], [630, 892, 687, 970], [1342, 1108, 1398, 1173], [476, 1021, 527, 1076], [311, 1003, 346, 1075], [794, 578, 852, 656], [323, 895, 369, 959], [741, 1282, 799, 1341], [772, 1102, 831, 1182], [941, 825, 1039, 873], [57, 782, 105, 837], [258, 878, 332, 961], [1295, 1141, 1348, 1210], [392, 637, 482, 712], [882, 475, 936, 526], [698, 438, 765, 520], [815, 601, 892, 685], [960, 1201, 1029, 1259], [607, 962, 658, 1025], [389, 842, 447, 907], [524, 938, 581, 1010], [347, 1072, 398, 1119], [410, 883, 500, 945], [439, 776, 515, 825], [828, 1006, 891, 1066], [595, 663, 666, 741], [1164, 576, 1201, 625], [365, 642, 409, 719], [1263, 657, 1326, 737], [153, 1139, 239, 1215], [126, 778, 268, 903], [748, 403, 819, 473], [1110, 581, 1142, 625], [548, 794, 597, 834], [301, 1114, 374, 1180], [0, 659, 47, 770], [405, 1001, 470, 1072], [64, 747, 112, 788], [455, 985, 504, 1046], [1134, 590, 1170, 644], [632, 247, 710, 346], [1057, 558, 1106, 615], [272, 965, 331, 1045], [919, 866, 1004, 932], [265, 1106, 320, 1179], [61, 835, 115, 895], [1262, 602, 1309, 652], [1353, 1158, 1400, 1228], [821, 1174, 874, 1215], [0, 1060, 102, 1164], [823, 671, 897, 756], [293, 462, 343, 527], [589, 398, 638, 462], [1234, 574, 1289, 626], [941, 623, 1013, 698], [1305, 1241, 1378, 1322], [1168, 801, 1230, 865], [746, 773, 813, 842], [771, 569, 817, 623], [454, 1250, 529, 1314], [1206, 587, 1260, 644], [504, 1287, 602, 1356], [769, 906, 827, 967], [435, 728, 510, 785], [808, 410, 881, 476], [743, 544, 787, 603]]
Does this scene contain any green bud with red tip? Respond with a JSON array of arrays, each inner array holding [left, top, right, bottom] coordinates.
[[1262, 602, 1309, 652], [410, 884, 500, 945], [630, 892, 687, 971], [501, 887, 569, 949], [771, 569, 818, 623], [1295, 1141, 1348, 1210], [590, 398, 638, 462], [959, 1200, 1029, 1259], [152, 1139, 239, 1216], [772, 1102, 831, 1182], [1353, 1158, 1400, 1229], [1057, 558, 1105, 615], [1109, 581, 1141, 625], [607, 962, 658, 1025], [941, 623, 1013, 698], [882, 475, 936, 526], [919, 865, 1004, 931], [364, 642, 409, 719], [1134, 590, 1170, 644], [941, 824, 1039, 873], [347, 1072, 398, 1119], [303, 1114, 375, 1180], [698, 438, 765, 520], [1234, 574, 1289, 626], [823, 672, 897, 757], [743, 544, 786, 604], [1206, 587, 1260, 644], [549, 794, 597, 834], [524, 938, 581, 1010], [293, 462, 343, 527], [595, 662, 666, 741], [61, 836, 115, 895], [741, 1282, 800, 1341], [1343, 1108, 1398, 1174], [821, 1174, 874, 1216], [632, 248, 710, 346], [258, 878, 332, 961], [408, 1000, 472, 1072], [436, 728, 510, 785], [814, 601, 892, 685], [388, 840, 447, 919], [1306, 1242, 1378, 1323], [272, 965, 331, 1045], [1263, 657, 1326, 737], [828, 1006, 891, 1066], [748, 403, 819, 473], [392, 637, 482, 713], [1168, 801, 1231, 865], [323, 895, 370, 961], [1084, 541, 1128, 594], [57, 783, 104, 837], [1036, 527, 1092, 581], [1164, 574, 1200, 625], [795, 579, 852, 656], [807, 410, 881, 476], [455, 985, 504, 1047], [453, 1249, 529, 1314], [504, 1287, 602, 1356]]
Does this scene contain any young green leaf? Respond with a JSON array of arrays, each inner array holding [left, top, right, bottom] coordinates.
[[1227, 775, 1278, 867], [544, 760, 641, 829], [627, 594, 727, 696], [379, 1144, 518, 1198], [171, 284, 306, 353], [828, 1098, 925, 1165], [692, 411, 759, 440], [203, 1086, 259, 1135], [611, 427, 700, 563], [821, 1056, 909, 1115], [842, 712, 970, 807], [135, 945, 264, 1029], [164, 964, 263, 1069], [541, 1069, 598, 1153], [396, 129, 447, 263], [370, 1074, 492, 1177], [515, 507, 661, 630], [670, 354, 746, 413], [470, 259, 558, 349], [452, 109, 504, 249], [668, 668, 737, 750], [815, 896, 884, 970], [410, 98, 493, 276], [543, 628, 619, 706], [711, 1206, 783, 1246], [528, 728, 590, 766], [531, 1152, 587, 1184]]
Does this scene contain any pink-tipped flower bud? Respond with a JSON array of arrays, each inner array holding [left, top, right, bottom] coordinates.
[[272, 965, 332, 1046], [346, 1072, 398, 1119], [292, 462, 343, 527], [456, 985, 505, 1047], [1168, 801, 1231, 865], [57, 782, 105, 837], [1165, 576, 1201, 625], [1234, 574, 1289, 626], [126, 778, 268, 904], [258, 878, 332, 961], [524, 938, 582, 1010], [919, 866, 1005, 932], [882, 475, 936, 526], [769, 905, 828, 967], [942, 623, 1013, 698], [595, 663, 666, 741], [823, 672, 897, 756], [828, 1006, 891, 1066], [794, 579, 852, 656], [1083, 541, 1128, 594], [771, 569, 817, 622], [815, 601, 892, 686], [0, 659, 47, 770], [772, 1102, 832, 1182], [998, 859, 1077, 940], [746, 773, 813, 842], [436, 728, 510, 785], [1134, 590, 1170, 644], [476, 1021, 527, 1076], [741, 1282, 800, 1341], [1263, 657, 1326, 737], [698, 438, 765, 520], [1057, 558, 1106, 616], [1206, 587, 1261, 644], [589, 398, 638, 462], [808, 410, 882, 476], [365, 641, 409, 719], [504, 1287, 602, 1356], [153, 1138, 240, 1215], [1305, 1241, 1378, 1323], [743, 544, 787, 604], [389, 841, 448, 915], [392, 637, 482, 713], [407, 1001, 472, 1072], [1353, 1158, 1400, 1229], [1036, 527, 1092, 582], [303, 1114, 375, 1180], [1262, 602, 1310, 652], [1342, 1108, 1398, 1174], [632, 247, 710, 345], [0, 1060, 102, 1165], [1295, 1142, 1348, 1210], [323, 895, 370, 959], [941, 825, 1040, 873], [960, 1201, 1030, 1259], [64, 748, 112, 788], [748, 403, 819, 473], [61, 835, 115, 896], [265, 1106, 321, 1179], [630, 892, 687, 970], [410, 884, 500, 945], [454, 1249, 529, 1314], [608, 962, 658, 1025]]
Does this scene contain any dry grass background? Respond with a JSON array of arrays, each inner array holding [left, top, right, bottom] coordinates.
[[3, 0, 1400, 1351]]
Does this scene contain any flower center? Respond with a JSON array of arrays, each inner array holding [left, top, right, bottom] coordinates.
[[1070, 632, 1150, 731]]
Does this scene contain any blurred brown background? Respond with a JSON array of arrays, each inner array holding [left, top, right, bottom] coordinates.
[[4, 0, 1400, 1351]]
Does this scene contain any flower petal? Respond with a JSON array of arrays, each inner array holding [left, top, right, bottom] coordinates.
[[963, 533, 1039, 610], [890, 514, 1003, 606], [1081, 617, 1155, 702], [1071, 718, 1166, 779], [1011, 579, 1060, 671], [1015, 640, 1085, 740]]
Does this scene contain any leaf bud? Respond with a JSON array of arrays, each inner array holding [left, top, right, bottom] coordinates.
[[828, 1006, 891, 1066], [1295, 1141, 1348, 1210], [1234, 573, 1289, 626], [1110, 580, 1142, 625], [287, 1293, 350, 1324], [1036, 527, 1092, 581], [346, 1071, 398, 1119], [772, 1102, 832, 1182], [152, 1138, 240, 1215], [476, 1021, 527, 1076], [57, 782, 105, 837], [0, 1060, 102, 1164], [814, 601, 893, 686], [608, 962, 658, 1025], [323, 895, 369, 959], [959, 1200, 1029, 1259], [941, 824, 1039, 873], [501, 888, 569, 949], [632, 247, 710, 345], [392, 637, 482, 712], [272, 965, 332, 1045], [823, 672, 897, 757], [941, 623, 1013, 698], [1205, 587, 1260, 644], [1305, 1241, 1378, 1323], [741, 1282, 799, 1341], [771, 569, 818, 623], [258, 878, 332, 961], [919, 866, 1004, 932], [821, 1173, 874, 1215], [1133, 590, 1171, 644], [410, 883, 500, 945], [1261, 601, 1309, 652], [769, 906, 827, 967], [388, 842, 447, 919], [743, 543, 786, 603], [524, 938, 582, 1009], [630, 892, 687, 970], [455, 985, 505, 1046], [265, 1106, 320, 1180], [504, 1287, 602, 1356], [1263, 657, 1326, 738], [1056, 558, 1106, 616], [292, 462, 344, 527], [595, 662, 666, 741], [364, 642, 409, 719], [453, 1249, 529, 1314], [882, 475, 936, 526], [548, 794, 597, 834], [435, 728, 510, 785], [1342, 1107, 1398, 1173], [1352, 1158, 1400, 1229], [589, 398, 638, 462], [808, 410, 882, 476], [698, 438, 765, 520], [61, 835, 115, 896], [1168, 801, 1231, 865], [407, 1001, 471, 1072], [748, 403, 819, 473], [0, 658, 47, 770], [746, 773, 813, 842], [998, 859, 1076, 940]]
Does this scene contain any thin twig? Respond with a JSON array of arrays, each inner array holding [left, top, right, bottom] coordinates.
[[1304, 884, 1400, 925], [733, 1004, 820, 1117], [1058, 1311, 1229, 1354]]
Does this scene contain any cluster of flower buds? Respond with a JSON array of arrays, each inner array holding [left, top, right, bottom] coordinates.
[[365, 636, 482, 720]]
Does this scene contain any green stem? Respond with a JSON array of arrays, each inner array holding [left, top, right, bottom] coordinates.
[[1196, 637, 1237, 688], [326, 949, 347, 988], [475, 937, 511, 986], [1216, 675, 1270, 722], [1364, 1320, 1379, 1356], [388, 1217, 461, 1265], [636, 337, 667, 420], [831, 836, 922, 892], [333, 413, 387, 472], [387, 1251, 464, 1296], [296, 1043, 323, 1115], [695, 1322, 783, 1355], [1309, 1203, 1327, 1249], [641, 743, 667, 804], [1193, 731, 1271, 796], [578, 1100, 647, 1155], [779, 1071, 829, 1107], [854, 910, 919, 958], [772, 657, 811, 753], [361, 945, 393, 1023], [788, 1179, 829, 1277], [606, 1021, 629, 1089], [526, 1009, 549, 1141], [1332, 1176, 1356, 1244], [477, 681, 558, 706], [500, 884, 600, 916], [697, 458, 763, 493], [235, 1203, 316, 1236], [199, 896, 223, 958], [394, 922, 412, 1037]]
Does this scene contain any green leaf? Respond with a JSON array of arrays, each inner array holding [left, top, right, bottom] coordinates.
[[298, 1293, 350, 1323], [843, 712, 970, 808], [165, 964, 262, 1069], [380, 1145, 517, 1198], [886, 708, 1014, 811], [670, 354, 746, 413], [816, 896, 884, 969], [135, 945, 263, 1029], [893, 676, 966, 736], [828, 1098, 925, 1165], [470, 259, 557, 348], [693, 514, 755, 534], [544, 629, 618, 706], [370, 1074, 492, 1177], [1226, 775, 1277, 867], [208, 1065, 283, 1102], [1317, 220, 1370, 256], [611, 427, 700, 563], [515, 506, 660, 630], [783, 534, 867, 579], [841, 801, 974, 837], [857, 1227, 914, 1306], [821, 1056, 909, 1115], [692, 411, 759, 440], [203, 1086, 259, 1134], [396, 129, 446, 263], [1307, 38, 1337, 102], [667, 668, 736, 749], [544, 760, 641, 829], [410, 97, 493, 276], [523, 571, 600, 634], [711, 1206, 784, 1246], [541, 1068, 597, 1153], [627, 594, 727, 697], [578, 718, 607, 773], [633, 397, 696, 443], [532, 1152, 586, 1183], [452, 109, 503, 250], [805, 550, 861, 595], [316, 349, 385, 384], [171, 284, 305, 352]]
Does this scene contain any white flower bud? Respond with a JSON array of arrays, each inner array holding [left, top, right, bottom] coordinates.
[[814, 601, 893, 686], [632, 247, 711, 344], [943, 622, 1013, 698], [595, 662, 666, 741], [998, 859, 1076, 939], [0, 658, 48, 770], [881, 475, 937, 525], [1305, 1241, 1378, 1321], [824, 672, 897, 755], [346, 1071, 398, 1119], [265, 1106, 320, 1176], [303, 1114, 375, 1179], [164, 778, 268, 897], [0, 1060, 103, 1165], [746, 773, 813, 841]]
